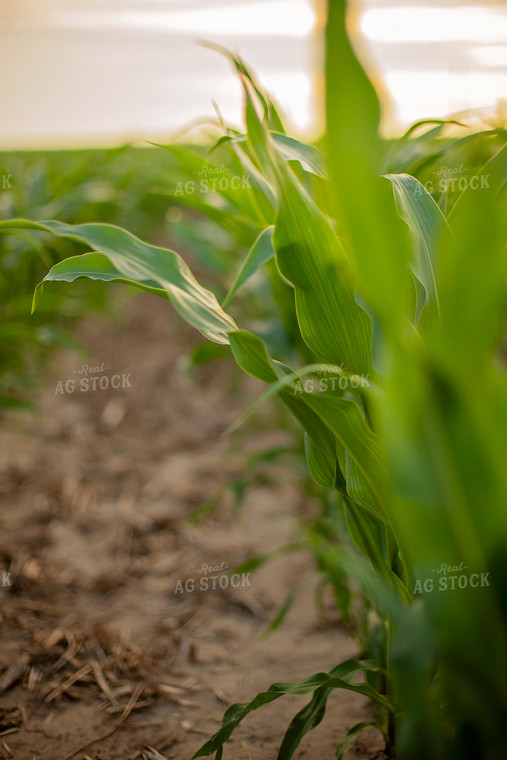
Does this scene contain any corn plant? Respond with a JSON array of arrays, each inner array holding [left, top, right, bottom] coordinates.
[[2, 0, 507, 757]]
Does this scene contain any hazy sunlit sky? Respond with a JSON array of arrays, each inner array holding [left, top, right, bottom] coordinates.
[[0, 0, 506, 148]]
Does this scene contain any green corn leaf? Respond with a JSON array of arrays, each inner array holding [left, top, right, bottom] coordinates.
[[229, 331, 338, 487], [268, 99, 286, 134], [192, 660, 392, 758], [336, 721, 379, 759], [343, 503, 389, 576], [302, 394, 387, 522], [432, 144, 507, 373], [226, 350, 383, 519], [413, 127, 507, 185], [277, 685, 336, 760], [386, 173, 447, 317], [225, 343, 348, 492], [273, 163, 373, 376], [0, 219, 238, 344], [237, 152, 277, 227], [287, 395, 338, 490], [219, 133, 277, 227], [325, 0, 412, 333], [225, 362, 366, 435], [208, 132, 246, 155], [32, 251, 170, 305], [345, 453, 384, 520], [227, 331, 384, 520], [381, 119, 466, 174], [200, 42, 270, 121], [234, 544, 300, 575], [401, 118, 466, 141], [272, 133, 327, 178], [228, 328, 280, 384], [244, 79, 274, 179], [264, 576, 316, 636], [305, 432, 338, 489], [325, 1, 381, 175], [209, 130, 324, 181], [222, 226, 275, 306], [202, 43, 287, 134]]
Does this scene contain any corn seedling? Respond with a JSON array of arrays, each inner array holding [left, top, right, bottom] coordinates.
[[2, 1, 507, 758]]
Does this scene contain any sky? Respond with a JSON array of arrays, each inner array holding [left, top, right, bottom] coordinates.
[[0, 0, 505, 148]]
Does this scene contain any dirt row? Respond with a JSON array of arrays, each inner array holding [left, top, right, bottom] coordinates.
[[0, 296, 385, 760]]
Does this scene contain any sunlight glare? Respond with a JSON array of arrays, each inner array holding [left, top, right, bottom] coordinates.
[[361, 6, 507, 45], [52, 1, 316, 38]]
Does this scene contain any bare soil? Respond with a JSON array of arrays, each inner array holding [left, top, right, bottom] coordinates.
[[0, 295, 386, 760]]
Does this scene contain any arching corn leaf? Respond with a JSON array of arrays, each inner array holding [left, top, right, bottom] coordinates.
[[336, 721, 379, 759], [0, 219, 238, 344], [32, 251, 169, 307], [192, 660, 392, 758]]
